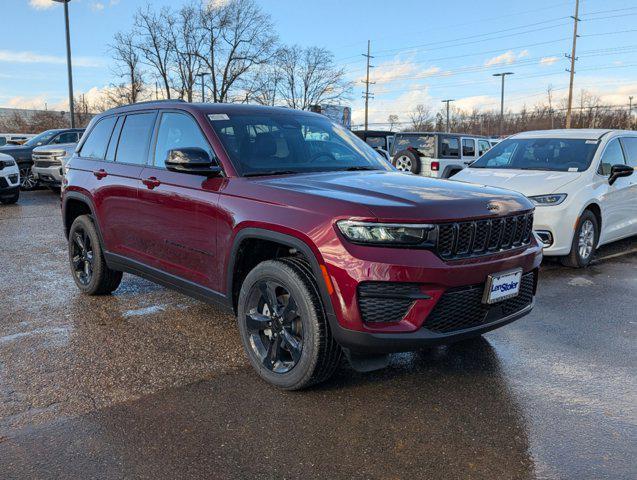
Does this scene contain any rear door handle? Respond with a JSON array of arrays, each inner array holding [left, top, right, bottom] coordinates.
[[93, 169, 107, 179], [142, 176, 161, 189]]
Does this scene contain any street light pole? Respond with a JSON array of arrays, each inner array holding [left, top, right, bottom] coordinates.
[[493, 72, 513, 137], [196, 73, 208, 103], [53, 0, 75, 128], [629, 96, 634, 130]]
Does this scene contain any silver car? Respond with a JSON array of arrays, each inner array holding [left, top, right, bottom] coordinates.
[[32, 143, 77, 190]]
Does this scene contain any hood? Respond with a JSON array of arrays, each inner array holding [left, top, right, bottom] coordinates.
[[452, 168, 580, 196], [254, 171, 533, 222], [32, 143, 77, 155], [0, 144, 32, 160]]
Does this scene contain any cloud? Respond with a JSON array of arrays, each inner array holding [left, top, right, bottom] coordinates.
[[454, 95, 499, 112], [91, 2, 105, 11], [360, 59, 443, 87], [540, 56, 559, 66], [29, 0, 56, 9], [0, 50, 103, 68], [351, 86, 433, 126], [484, 50, 529, 67]]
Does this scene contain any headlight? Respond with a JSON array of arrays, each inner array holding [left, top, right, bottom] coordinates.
[[1, 159, 16, 167], [337, 220, 436, 245], [528, 194, 567, 206]]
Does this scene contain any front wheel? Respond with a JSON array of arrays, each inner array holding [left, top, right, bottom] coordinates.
[[19, 165, 38, 191], [237, 257, 341, 390], [561, 210, 599, 268]]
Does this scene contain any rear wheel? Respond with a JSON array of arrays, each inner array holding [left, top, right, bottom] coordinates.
[[237, 258, 341, 390], [19, 165, 38, 191], [561, 210, 599, 268], [68, 214, 122, 294], [392, 149, 421, 174]]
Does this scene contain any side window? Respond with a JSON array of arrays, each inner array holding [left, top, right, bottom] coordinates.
[[620, 137, 637, 168], [440, 137, 459, 158], [80, 117, 117, 160], [462, 138, 476, 157], [478, 140, 491, 156], [54, 132, 78, 144], [105, 116, 124, 162], [115, 113, 156, 165], [154, 112, 213, 168], [598, 139, 626, 176]]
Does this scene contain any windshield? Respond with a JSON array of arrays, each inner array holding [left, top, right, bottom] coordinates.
[[471, 137, 599, 172], [208, 112, 392, 176], [24, 130, 59, 147]]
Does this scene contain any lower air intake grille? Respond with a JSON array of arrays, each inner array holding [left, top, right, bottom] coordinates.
[[424, 271, 536, 334], [358, 282, 423, 323]]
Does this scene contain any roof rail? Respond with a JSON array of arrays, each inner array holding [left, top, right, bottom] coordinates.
[[129, 99, 187, 106]]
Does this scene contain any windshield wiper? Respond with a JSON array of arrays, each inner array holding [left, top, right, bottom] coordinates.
[[342, 166, 379, 171], [244, 170, 298, 177]]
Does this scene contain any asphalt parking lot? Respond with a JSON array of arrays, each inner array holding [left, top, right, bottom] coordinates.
[[1, 191, 635, 479]]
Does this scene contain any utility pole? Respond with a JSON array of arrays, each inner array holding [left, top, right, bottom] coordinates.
[[565, 0, 580, 129], [629, 96, 634, 130], [547, 84, 555, 129], [441, 99, 454, 132], [362, 40, 375, 131], [493, 72, 514, 137], [53, 0, 75, 128]]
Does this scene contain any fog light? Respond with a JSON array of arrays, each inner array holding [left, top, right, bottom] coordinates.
[[535, 230, 553, 247]]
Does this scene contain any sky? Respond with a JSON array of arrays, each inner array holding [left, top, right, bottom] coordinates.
[[2, 0, 637, 128]]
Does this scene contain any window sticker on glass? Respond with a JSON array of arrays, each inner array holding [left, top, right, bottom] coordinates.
[[585, 140, 598, 144], [208, 113, 230, 121]]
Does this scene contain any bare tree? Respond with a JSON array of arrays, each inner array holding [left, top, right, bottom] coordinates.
[[409, 104, 434, 131], [387, 114, 399, 131], [134, 6, 175, 99], [275, 45, 351, 110], [198, 0, 277, 103], [165, 4, 204, 102], [109, 31, 145, 105]]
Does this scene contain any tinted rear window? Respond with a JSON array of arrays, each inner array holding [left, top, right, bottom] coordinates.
[[80, 117, 117, 159], [115, 113, 156, 165]]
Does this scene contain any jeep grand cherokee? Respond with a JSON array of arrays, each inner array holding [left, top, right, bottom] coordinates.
[[61, 101, 541, 390]]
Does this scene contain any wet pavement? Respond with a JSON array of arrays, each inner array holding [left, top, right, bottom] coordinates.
[[1, 191, 636, 479]]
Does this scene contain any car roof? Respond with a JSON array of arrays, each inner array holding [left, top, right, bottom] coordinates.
[[397, 131, 488, 138], [508, 129, 634, 140], [102, 100, 321, 119]]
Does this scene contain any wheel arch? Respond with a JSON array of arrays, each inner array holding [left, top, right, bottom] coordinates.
[[441, 164, 465, 178], [227, 228, 336, 320], [62, 191, 104, 244], [581, 202, 602, 244]]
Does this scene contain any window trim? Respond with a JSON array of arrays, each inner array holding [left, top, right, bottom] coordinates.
[[439, 136, 460, 159], [595, 136, 627, 177], [619, 136, 637, 169], [145, 109, 224, 176], [461, 137, 476, 158]]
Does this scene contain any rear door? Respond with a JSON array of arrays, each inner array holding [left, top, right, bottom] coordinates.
[[137, 110, 224, 290]]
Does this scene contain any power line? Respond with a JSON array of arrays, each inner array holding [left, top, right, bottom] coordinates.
[[565, 0, 580, 128], [362, 40, 374, 131]]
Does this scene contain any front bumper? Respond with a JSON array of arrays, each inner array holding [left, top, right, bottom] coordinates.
[[320, 235, 543, 353], [532, 204, 576, 256], [33, 165, 63, 186]]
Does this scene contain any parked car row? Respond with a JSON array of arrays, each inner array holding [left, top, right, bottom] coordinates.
[[0, 152, 20, 204], [0, 128, 83, 190]]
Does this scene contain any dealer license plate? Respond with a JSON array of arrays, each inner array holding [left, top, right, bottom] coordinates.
[[483, 269, 522, 304]]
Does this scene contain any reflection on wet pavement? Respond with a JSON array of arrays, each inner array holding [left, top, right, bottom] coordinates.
[[1, 191, 635, 479]]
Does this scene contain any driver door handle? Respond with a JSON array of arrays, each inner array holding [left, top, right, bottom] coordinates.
[[142, 176, 161, 189], [93, 169, 107, 179]]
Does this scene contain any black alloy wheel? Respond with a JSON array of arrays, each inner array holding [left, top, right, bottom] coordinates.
[[245, 279, 303, 374], [70, 227, 95, 286]]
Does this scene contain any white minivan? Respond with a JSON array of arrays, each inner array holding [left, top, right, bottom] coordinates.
[[452, 129, 637, 267]]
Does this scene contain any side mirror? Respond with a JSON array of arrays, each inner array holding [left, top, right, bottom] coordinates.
[[165, 147, 221, 177], [609, 164, 634, 185]]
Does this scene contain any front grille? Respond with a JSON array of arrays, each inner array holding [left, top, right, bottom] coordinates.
[[435, 213, 533, 260], [424, 271, 536, 334], [33, 159, 61, 168], [358, 282, 425, 323]]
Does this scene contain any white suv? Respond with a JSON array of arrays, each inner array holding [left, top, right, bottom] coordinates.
[[452, 129, 637, 267], [0, 152, 20, 204]]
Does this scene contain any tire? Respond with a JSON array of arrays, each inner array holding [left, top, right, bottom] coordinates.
[[68, 214, 122, 295], [18, 164, 38, 191], [237, 257, 341, 390], [392, 149, 421, 174], [0, 190, 19, 205], [561, 210, 599, 268]]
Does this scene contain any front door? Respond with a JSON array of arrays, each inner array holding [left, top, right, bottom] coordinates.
[[137, 110, 225, 291]]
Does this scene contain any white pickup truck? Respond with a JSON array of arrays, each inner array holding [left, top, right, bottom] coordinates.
[[391, 132, 493, 178]]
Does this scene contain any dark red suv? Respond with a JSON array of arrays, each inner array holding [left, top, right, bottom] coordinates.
[[62, 101, 541, 389]]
